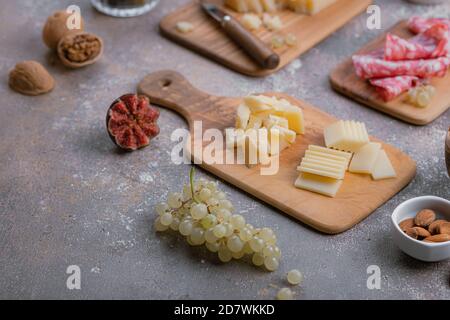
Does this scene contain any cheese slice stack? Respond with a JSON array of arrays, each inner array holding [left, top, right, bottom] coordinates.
[[324, 120, 370, 153], [225, 0, 336, 15], [295, 145, 351, 197]]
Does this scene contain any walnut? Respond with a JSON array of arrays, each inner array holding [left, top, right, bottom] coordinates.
[[43, 10, 85, 50], [57, 32, 103, 68], [9, 61, 55, 96]]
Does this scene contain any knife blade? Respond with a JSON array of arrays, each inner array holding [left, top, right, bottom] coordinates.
[[201, 2, 280, 70]]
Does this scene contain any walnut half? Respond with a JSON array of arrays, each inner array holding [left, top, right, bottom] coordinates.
[[9, 60, 55, 96], [57, 32, 103, 68]]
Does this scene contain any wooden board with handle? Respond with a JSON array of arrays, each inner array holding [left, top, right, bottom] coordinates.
[[160, 0, 372, 77], [138, 70, 416, 234], [330, 21, 450, 125]]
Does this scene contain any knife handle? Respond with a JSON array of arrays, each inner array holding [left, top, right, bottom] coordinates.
[[222, 16, 280, 70]]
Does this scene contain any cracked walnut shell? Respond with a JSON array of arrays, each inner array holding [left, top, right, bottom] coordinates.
[[9, 61, 55, 96], [57, 32, 103, 68], [43, 10, 85, 50]]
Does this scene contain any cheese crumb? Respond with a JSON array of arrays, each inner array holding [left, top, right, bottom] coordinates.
[[241, 14, 262, 30], [263, 14, 283, 31], [285, 33, 297, 47], [176, 21, 194, 34]]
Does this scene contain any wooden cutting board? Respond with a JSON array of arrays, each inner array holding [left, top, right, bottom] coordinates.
[[330, 21, 450, 125], [138, 70, 416, 234], [160, 0, 372, 77]]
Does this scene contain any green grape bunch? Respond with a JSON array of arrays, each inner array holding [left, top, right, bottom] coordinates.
[[154, 168, 281, 271]]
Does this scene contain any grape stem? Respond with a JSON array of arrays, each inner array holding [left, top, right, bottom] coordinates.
[[190, 167, 200, 204]]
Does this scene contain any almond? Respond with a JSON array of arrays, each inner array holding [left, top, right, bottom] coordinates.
[[399, 218, 415, 232], [414, 209, 436, 227], [424, 234, 450, 243], [411, 227, 431, 239], [437, 222, 450, 235], [428, 219, 447, 235], [405, 227, 418, 239]]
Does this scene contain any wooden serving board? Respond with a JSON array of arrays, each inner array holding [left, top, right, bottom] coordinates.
[[330, 21, 450, 125], [138, 70, 416, 234], [160, 0, 372, 77]]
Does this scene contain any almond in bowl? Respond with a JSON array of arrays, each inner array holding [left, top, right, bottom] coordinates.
[[391, 196, 450, 262]]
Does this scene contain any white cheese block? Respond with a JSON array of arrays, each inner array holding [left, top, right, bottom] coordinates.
[[236, 104, 251, 129], [294, 172, 343, 198], [371, 150, 397, 180], [287, 0, 337, 15], [349, 142, 382, 174], [324, 120, 370, 152]]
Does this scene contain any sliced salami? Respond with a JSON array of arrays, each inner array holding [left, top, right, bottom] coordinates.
[[384, 23, 450, 61], [369, 76, 418, 101], [408, 16, 450, 34], [353, 53, 450, 79]]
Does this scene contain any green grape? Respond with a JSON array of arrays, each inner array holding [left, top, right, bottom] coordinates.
[[264, 256, 279, 271], [216, 208, 231, 222], [249, 237, 264, 252], [201, 215, 217, 229], [205, 228, 218, 243], [182, 185, 192, 201], [218, 246, 232, 262], [273, 246, 281, 258], [170, 217, 180, 231], [199, 188, 212, 202], [206, 181, 217, 191], [205, 241, 220, 253], [287, 269, 303, 285], [206, 197, 219, 207], [277, 288, 293, 300], [227, 235, 244, 253], [243, 242, 253, 254], [154, 217, 169, 232], [213, 191, 227, 200], [239, 227, 253, 242], [190, 227, 205, 245], [190, 203, 208, 220], [259, 228, 274, 242], [223, 222, 234, 237], [252, 253, 264, 266], [213, 224, 227, 238], [231, 250, 245, 260], [179, 220, 193, 236], [230, 214, 246, 230], [167, 192, 182, 209], [218, 199, 233, 211], [262, 245, 275, 257], [160, 212, 173, 226], [155, 202, 169, 215]]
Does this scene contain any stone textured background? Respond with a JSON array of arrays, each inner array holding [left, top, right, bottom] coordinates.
[[0, 0, 449, 299]]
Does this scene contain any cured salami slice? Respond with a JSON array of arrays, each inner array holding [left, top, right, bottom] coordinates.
[[369, 76, 418, 101], [353, 53, 450, 79], [384, 23, 450, 61], [408, 16, 450, 34]]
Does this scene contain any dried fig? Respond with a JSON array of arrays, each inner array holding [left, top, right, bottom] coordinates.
[[106, 94, 160, 151], [414, 209, 436, 227], [57, 32, 103, 68], [9, 60, 54, 96], [43, 10, 84, 50]]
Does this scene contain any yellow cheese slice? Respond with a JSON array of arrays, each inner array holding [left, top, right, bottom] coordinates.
[[349, 142, 382, 174], [371, 150, 397, 180], [298, 163, 345, 180], [303, 154, 349, 168], [308, 145, 352, 161], [279, 105, 305, 134], [294, 172, 343, 198], [243, 95, 274, 113], [299, 158, 346, 171], [324, 120, 369, 152]]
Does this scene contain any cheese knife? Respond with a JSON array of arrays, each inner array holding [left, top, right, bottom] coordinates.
[[201, 2, 280, 70]]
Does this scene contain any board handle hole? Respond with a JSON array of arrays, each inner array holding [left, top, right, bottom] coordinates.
[[160, 79, 172, 89]]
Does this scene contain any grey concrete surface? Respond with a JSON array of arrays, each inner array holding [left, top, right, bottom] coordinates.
[[0, 0, 449, 300]]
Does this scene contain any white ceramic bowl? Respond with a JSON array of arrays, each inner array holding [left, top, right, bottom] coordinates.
[[391, 196, 450, 262]]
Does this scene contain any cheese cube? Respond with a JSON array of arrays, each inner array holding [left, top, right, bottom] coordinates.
[[287, 0, 337, 15], [243, 95, 274, 113], [268, 127, 290, 155], [371, 150, 397, 180], [263, 14, 283, 31], [176, 21, 194, 33], [225, 0, 249, 12], [295, 172, 343, 198], [271, 125, 296, 143], [246, 114, 265, 129], [263, 114, 289, 129], [241, 14, 262, 30], [278, 105, 305, 134], [349, 142, 382, 174], [324, 120, 370, 152]]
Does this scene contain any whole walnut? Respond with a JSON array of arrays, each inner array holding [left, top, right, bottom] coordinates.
[[43, 10, 85, 50], [9, 61, 55, 96]]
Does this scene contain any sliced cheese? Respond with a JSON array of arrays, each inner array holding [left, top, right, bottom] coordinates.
[[236, 104, 251, 129], [324, 120, 370, 152], [371, 150, 397, 180], [308, 145, 352, 161], [294, 172, 343, 198], [287, 0, 337, 15], [263, 114, 289, 129], [349, 142, 382, 174]]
